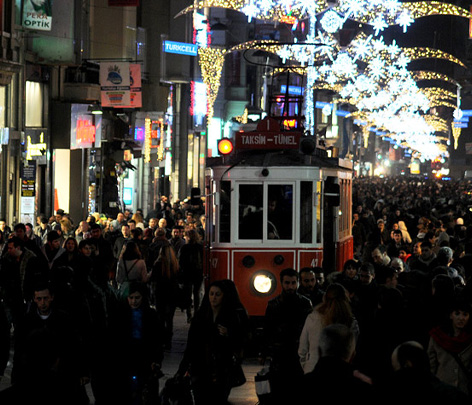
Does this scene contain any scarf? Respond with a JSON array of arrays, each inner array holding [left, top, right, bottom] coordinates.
[[429, 326, 472, 354]]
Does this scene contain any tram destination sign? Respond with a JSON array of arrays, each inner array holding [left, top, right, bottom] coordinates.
[[235, 131, 302, 150]]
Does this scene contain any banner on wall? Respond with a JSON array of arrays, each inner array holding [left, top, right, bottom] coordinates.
[[108, 0, 139, 5], [122, 64, 142, 108], [100, 62, 131, 107], [22, 0, 53, 31]]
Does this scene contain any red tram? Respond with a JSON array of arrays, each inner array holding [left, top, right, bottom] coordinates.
[[203, 117, 353, 317]]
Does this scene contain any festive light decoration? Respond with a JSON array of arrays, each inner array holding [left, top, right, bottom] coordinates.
[[452, 124, 462, 150], [177, 0, 472, 160], [198, 47, 227, 123]]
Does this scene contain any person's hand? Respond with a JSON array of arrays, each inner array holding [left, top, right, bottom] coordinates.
[[217, 324, 228, 336]]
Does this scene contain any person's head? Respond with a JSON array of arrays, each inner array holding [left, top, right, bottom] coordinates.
[[353, 213, 359, 222], [131, 227, 143, 240], [78, 239, 94, 257], [60, 218, 72, 234], [318, 324, 356, 363], [148, 218, 158, 229], [154, 227, 167, 241], [128, 220, 136, 230], [436, 246, 453, 266], [343, 259, 359, 279], [121, 224, 131, 238], [299, 267, 317, 291], [127, 282, 149, 309], [25, 223, 34, 237], [158, 218, 167, 229], [209, 281, 225, 312], [280, 268, 299, 294], [392, 222, 399, 231], [358, 262, 375, 285], [372, 246, 388, 265], [450, 299, 472, 335], [122, 240, 142, 260], [398, 248, 410, 262], [144, 228, 154, 239], [90, 223, 102, 239], [413, 241, 422, 256], [377, 219, 385, 230], [47, 231, 61, 250], [14, 223, 26, 240], [184, 228, 201, 244], [7, 236, 24, 258], [63, 237, 78, 253], [171, 226, 182, 239], [376, 267, 399, 288], [390, 257, 404, 273], [420, 240, 434, 260], [0, 219, 6, 231], [392, 229, 402, 244], [318, 283, 352, 326], [131, 212, 143, 224], [116, 212, 125, 223], [391, 341, 429, 373], [34, 284, 54, 316], [314, 267, 325, 286]]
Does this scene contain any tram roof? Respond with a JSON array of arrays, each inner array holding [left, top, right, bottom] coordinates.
[[207, 148, 353, 171]]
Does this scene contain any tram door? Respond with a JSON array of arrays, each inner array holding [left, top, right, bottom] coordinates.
[[322, 176, 340, 274]]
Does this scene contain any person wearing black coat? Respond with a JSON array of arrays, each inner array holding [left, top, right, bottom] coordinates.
[[177, 280, 249, 405], [116, 282, 165, 405]]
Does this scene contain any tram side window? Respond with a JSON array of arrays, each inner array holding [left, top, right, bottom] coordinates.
[[219, 181, 231, 243], [300, 181, 312, 243], [239, 184, 263, 240], [268, 184, 293, 240]]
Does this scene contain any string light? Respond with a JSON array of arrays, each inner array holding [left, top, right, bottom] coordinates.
[[176, 0, 472, 160]]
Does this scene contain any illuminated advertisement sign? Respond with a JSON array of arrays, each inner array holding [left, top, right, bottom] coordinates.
[[22, 0, 52, 31], [191, 81, 207, 127], [70, 104, 100, 149], [163, 41, 198, 56], [193, 12, 210, 48]]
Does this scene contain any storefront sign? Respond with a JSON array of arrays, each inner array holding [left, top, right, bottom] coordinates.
[[100, 62, 131, 107], [21, 161, 36, 197], [121, 64, 142, 108], [22, 0, 52, 31], [163, 41, 198, 56], [26, 132, 47, 160]]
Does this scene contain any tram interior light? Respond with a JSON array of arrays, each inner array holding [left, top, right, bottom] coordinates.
[[218, 138, 233, 155], [253, 273, 273, 294]]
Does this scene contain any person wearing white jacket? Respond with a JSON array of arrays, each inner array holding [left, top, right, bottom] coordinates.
[[298, 283, 360, 374]]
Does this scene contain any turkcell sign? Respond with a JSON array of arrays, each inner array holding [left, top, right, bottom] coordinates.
[[164, 41, 198, 56]]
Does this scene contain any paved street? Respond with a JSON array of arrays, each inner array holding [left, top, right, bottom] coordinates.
[[0, 309, 261, 405]]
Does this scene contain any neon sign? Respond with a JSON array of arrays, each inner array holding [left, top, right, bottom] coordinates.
[[76, 119, 96, 144]]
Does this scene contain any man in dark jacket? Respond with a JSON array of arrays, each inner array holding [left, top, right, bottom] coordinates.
[[262, 268, 312, 405], [10, 282, 89, 405]]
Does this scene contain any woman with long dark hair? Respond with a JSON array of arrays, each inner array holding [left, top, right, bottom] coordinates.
[[176, 280, 249, 404]]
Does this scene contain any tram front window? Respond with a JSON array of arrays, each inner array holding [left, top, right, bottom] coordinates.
[[268, 185, 293, 240], [239, 185, 263, 239]]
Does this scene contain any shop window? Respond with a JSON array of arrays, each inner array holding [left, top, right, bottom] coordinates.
[[25, 81, 43, 127]]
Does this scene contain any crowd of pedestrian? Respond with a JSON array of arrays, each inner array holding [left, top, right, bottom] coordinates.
[[0, 195, 214, 404], [2, 175, 472, 403], [259, 176, 472, 404]]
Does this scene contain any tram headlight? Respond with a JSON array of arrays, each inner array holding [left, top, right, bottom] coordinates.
[[251, 271, 277, 295]]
